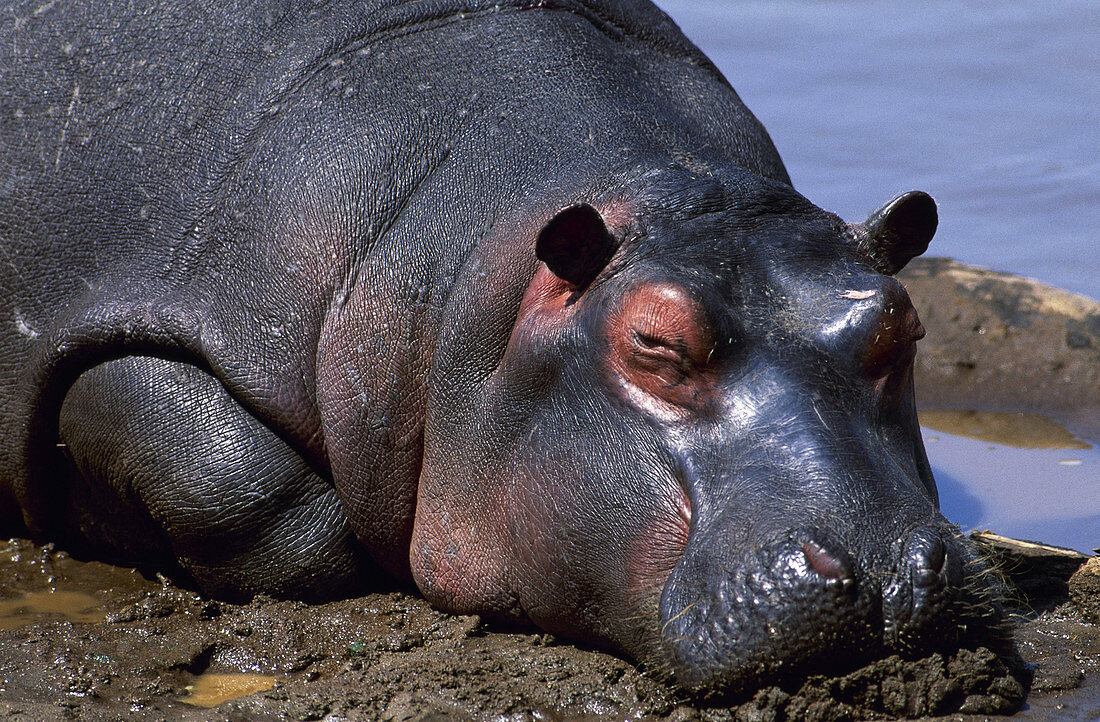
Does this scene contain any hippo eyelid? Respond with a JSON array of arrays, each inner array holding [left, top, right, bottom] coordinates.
[[629, 330, 695, 380], [861, 298, 926, 377], [633, 329, 663, 347], [632, 328, 683, 357], [864, 342, 920, 396]]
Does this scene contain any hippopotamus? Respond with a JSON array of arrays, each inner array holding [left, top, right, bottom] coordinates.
[[0, 0, 1003, 695]]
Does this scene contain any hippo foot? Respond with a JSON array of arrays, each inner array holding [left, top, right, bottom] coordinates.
[[55, 356, 370, 602]]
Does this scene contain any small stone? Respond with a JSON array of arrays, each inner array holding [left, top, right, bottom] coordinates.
[[1065, 329, 1091, 349], [1068, 557, 1100, 623], [958, 694, 996, 714]]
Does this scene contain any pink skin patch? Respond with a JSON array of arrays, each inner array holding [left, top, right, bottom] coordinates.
[[801, 540, 850, 580], [601, 283, 707, 610], [517, 264, 574, 319], [625, 482, 692, 606], [410, 478, 524, 621], [605, 282, 718, 420]]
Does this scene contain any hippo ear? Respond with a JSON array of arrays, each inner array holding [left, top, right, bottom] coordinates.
[[536, 203, 618, 289], [852, 191, 938, 275]]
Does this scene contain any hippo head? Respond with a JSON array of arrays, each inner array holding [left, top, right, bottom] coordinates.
[[412, 169, 1006, 695]]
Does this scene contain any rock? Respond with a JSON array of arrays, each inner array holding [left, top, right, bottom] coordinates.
[[899, 257, 1100, 439], [969, 531, 1090, 607], [1069, 556, 1100, 623]]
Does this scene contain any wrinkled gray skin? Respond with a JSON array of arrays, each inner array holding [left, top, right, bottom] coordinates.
[[0, 0, 1002, 695]]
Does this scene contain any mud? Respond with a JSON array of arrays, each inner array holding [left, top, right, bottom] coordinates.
[[0, 258, 1097, 720], [0, 535, 1095, 721], [917, 409, 1092, 451]]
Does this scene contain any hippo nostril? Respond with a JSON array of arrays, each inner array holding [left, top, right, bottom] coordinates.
[[912, 535, 946, 589], [801, 540, 850, 580]]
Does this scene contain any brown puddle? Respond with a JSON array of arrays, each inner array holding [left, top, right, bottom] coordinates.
[[0, 589, 106, 630], [919, 409, 1093, 450], [179, 672, 279, 708]]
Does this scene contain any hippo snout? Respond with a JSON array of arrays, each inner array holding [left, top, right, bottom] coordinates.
[[657, 523, 1004, 696], [883, 526, 977, 653]]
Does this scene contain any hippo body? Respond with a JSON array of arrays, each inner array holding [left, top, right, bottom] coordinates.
[[0, 0, 1001, 693]]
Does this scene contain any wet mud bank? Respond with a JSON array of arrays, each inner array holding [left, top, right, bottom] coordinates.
[[898, 258, 1100, 439], [0, 535, 1094, 721], [0, 257, 1097, 721]]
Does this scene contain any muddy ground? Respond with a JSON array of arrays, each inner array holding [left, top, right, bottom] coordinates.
[[0, 259, 1096, 721], [0, 536, 1095, 721]]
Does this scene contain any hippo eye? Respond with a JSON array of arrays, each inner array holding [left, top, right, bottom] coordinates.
[[865, 338, 918, 381], [607, 282, 717, 413], [863, 307, 925, 381], [633, 329, 683, 359], [630, 329, 689, 382]]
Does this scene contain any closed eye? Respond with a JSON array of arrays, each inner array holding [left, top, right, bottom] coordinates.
[[865, 339, 917, 380], [863, 310, 924, 379], [629, 330, 692, 387], [633, 330, 684, 358], [607, 281, 717, 414]]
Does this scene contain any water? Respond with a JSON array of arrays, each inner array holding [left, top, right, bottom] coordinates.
[[179, 673, 279, 708], [0, 589, 105, 630], [920, 410, 1098, 554], [650, 2, 1100, 553], [652, 0, 1100, 301]]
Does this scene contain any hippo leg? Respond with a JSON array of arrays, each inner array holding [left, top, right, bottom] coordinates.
[[57, 356, 367, 601]]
